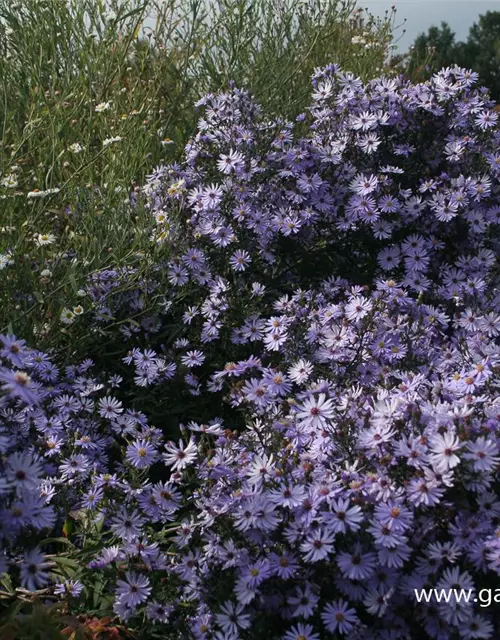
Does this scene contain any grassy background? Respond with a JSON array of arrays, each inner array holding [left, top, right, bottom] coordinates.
[[0, 0, 397, 353]]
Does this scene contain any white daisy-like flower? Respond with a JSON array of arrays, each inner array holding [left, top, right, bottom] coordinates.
[[27, 188, 60, 199], [167, 179, 186, 195], [95, 101, 111, 112], [103, 136, 123, 147], [154, 211, 168, 225], [102, 136, 122, 147], [1, 174, 18, 188], [60, 308, 75, 324], [35, 233, 56, 247], [73, 305, 84, 316]]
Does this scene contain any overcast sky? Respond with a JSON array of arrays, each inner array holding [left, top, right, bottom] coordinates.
[[359, 0, 500, 50]]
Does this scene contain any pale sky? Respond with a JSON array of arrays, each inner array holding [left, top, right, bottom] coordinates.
[[359, 0, 500, 50]]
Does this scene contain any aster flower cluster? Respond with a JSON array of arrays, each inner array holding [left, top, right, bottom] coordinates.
[[89, 65, 500, 373], [0, 333, 169, 600], [141, 64, 500, 293], [82, 273, 499, 638], [3, 64, 500, 639]]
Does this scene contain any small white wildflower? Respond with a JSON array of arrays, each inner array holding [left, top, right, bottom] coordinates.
[[35, 233, 56, 246], [167, 179, 185, 195], [73, 305, 84, 315], [95, 101, 111, 113], [60, 308, 75, 324], [102, 136, 122, 147], [77, 289, 86, 297], [1, 174, 18, 188], [40, 269, 52, 277], [68, 142, 84, 154], [154, 211, 168, 224], [27, 188, 60, 199], [0, 253, 14, 270]]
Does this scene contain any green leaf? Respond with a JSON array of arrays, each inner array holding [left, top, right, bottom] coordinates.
[[51, 555, 80, 569], [68, 273, 79, 294], [0, 572, 14, 595], [38, 537, 75, 548], [92, 575, 107, 609]]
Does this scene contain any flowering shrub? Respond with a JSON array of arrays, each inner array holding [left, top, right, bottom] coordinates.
[[2, 64, 500, 639]]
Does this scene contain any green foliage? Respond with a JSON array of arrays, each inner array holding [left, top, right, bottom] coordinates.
[[0, 603, 67, 640]]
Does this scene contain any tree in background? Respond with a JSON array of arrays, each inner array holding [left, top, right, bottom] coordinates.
[[406, 21, 460, 81], [405, 11, 500, 102], [462, 11, 500, 102]]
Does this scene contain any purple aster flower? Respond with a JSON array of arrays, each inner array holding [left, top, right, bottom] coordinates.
[[163, 437, 197, 471], [246, 453, 275, 487], [288, 584, 319, 619], [146, 600, 174, 623], [98, 395, 123, 419], [217, 150, 245, 175], [296, 393, 335, 429], [20, 548, 51, 591], [429, 431, 462, 472], [324, 498, 363, 533], [215, 601, 251, 635], [54, 579, 84, 598], [0, 334, 27, 367], [81, 487, 104, 509], [181, 350, 205, 368], [321, 600, 358, 635], [229, 250, 251, 272], [6, 452, 43, 493], [337, 546, 377, 580], [126, 439, 157, 468], [110, 508, 145, 541], [0, 369, 39, 404], [238, 558, 272, 589], [269, 551, 299, 579], [475, 110, 498, 130], [115, 571, 151, 608], [283, 623, 320, 640], [300, 527, 335, 562], [464, 437, 499, 472], [288, 359, 313, 384]]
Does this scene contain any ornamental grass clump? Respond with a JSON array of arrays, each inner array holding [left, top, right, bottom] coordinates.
[[1, 64, 500, 639]]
